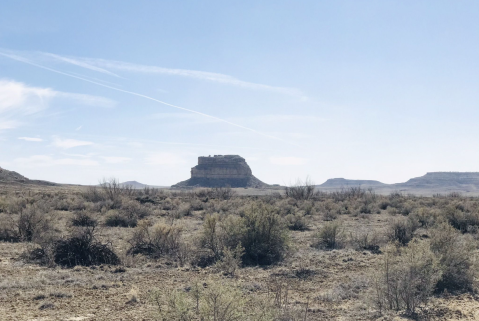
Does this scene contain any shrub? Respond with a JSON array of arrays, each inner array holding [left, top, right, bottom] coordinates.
[[127, 220, 183, 259], [27, 227, 120, 267], [285, 213, 309, 231], [200, 214, 224, 260], [285, 178, 316, 200], [0, 215, 20, 242], [349, 231, 381, 253], [71, 211, 97, 227], [430, 223, 477, 292], [215, 244, 244, 276], [17, 205, 54, 242], [387, 218, 417, 246], [443, 207, 479, 233], [104, 210, 137, 227], [53, 228, 120, 267], [200, 203, 289, 266], [151, 280, 246, 321], [314, 222, 344, 249], [373, 241, 441, 314], [234, 203, 288, 265]]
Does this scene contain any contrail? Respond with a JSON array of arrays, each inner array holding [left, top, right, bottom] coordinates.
[[0, 52, 301, 147]]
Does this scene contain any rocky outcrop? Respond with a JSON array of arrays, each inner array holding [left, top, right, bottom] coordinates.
[[0, 166, 29, 183], [173, 155, 267, 188]]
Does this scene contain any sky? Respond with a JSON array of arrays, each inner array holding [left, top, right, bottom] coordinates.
[[1, 1, 479, 186]]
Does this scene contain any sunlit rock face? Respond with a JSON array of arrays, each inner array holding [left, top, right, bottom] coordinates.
[[173, 155, 267, 188]]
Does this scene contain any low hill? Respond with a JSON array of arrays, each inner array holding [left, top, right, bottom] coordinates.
[[319, 178, 385, 188], [0, 167, 28, 183], [0, 166, 57, 186]]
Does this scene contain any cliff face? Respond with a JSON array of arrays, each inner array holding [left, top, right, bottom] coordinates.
[[173, 155, 267, 188]]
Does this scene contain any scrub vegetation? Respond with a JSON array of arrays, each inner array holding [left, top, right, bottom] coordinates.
[[0, 179, 478, 320]]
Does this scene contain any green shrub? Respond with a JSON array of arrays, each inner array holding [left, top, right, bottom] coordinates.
[[430, 223, 477, 292], [313, 221, 344, 249], [200, 203, 289, 266], [234, 203, 288, 265], [285, 213, 309, 231]]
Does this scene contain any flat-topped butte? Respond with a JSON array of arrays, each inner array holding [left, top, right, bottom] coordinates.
[[173, 155, 267, 188]]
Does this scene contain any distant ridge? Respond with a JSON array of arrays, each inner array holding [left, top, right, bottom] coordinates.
[[401, 172, 479, 187], [0, 166, 57, 186], [120, 181, 167, 189], [317, 172, 479, 196], [319, 178, 385, 187]]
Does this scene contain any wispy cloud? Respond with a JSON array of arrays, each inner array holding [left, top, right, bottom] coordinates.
[[18, 137, 43, 142], [0, 79, 116, 114], [43, 53, 122, 78], [15, 155, 99, 167], [270, 157, 308, 165], [101, 156, 131, 164], [52, 137, 94, 149], [0, 79, 55, 114], [17, 51, 306, 98], [0, 51, 300, 146]]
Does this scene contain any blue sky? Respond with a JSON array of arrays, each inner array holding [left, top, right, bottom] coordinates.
[[1, 1, 479, 185]]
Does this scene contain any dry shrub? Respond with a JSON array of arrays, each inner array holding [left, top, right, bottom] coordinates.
[[443, 206, 479, 233], [0, 214, 20, 242], [430, 223, 477, 292], [71, 211, 97, 227], [127, 220, 183, 259], [373, 240, 441, 315], [285, 213, 309, 231], [215, 244, 244, 276], [285, 178, 316, 200], [104, 209, 137, 227], [53, 227, 119, 267], [151, 280, 246, 321], [27, 227, 120, 267], [313, 221, 344, 249], [349, 230, 382, 253], [387, 218, 418, 246], [17, 205, 54, 242]]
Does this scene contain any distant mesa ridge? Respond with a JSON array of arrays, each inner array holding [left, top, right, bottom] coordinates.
[[402, 172, 479, 187], [320, 178, 385, 187], [317, 172, 479, 195], [173, 155, 267, 188], [0, 166, 56, 186]]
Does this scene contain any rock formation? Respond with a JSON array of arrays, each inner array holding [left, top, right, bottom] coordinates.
[[173, 155, 267, 188], [0, 166, 29, 183], [0, 166, 57, 186]]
